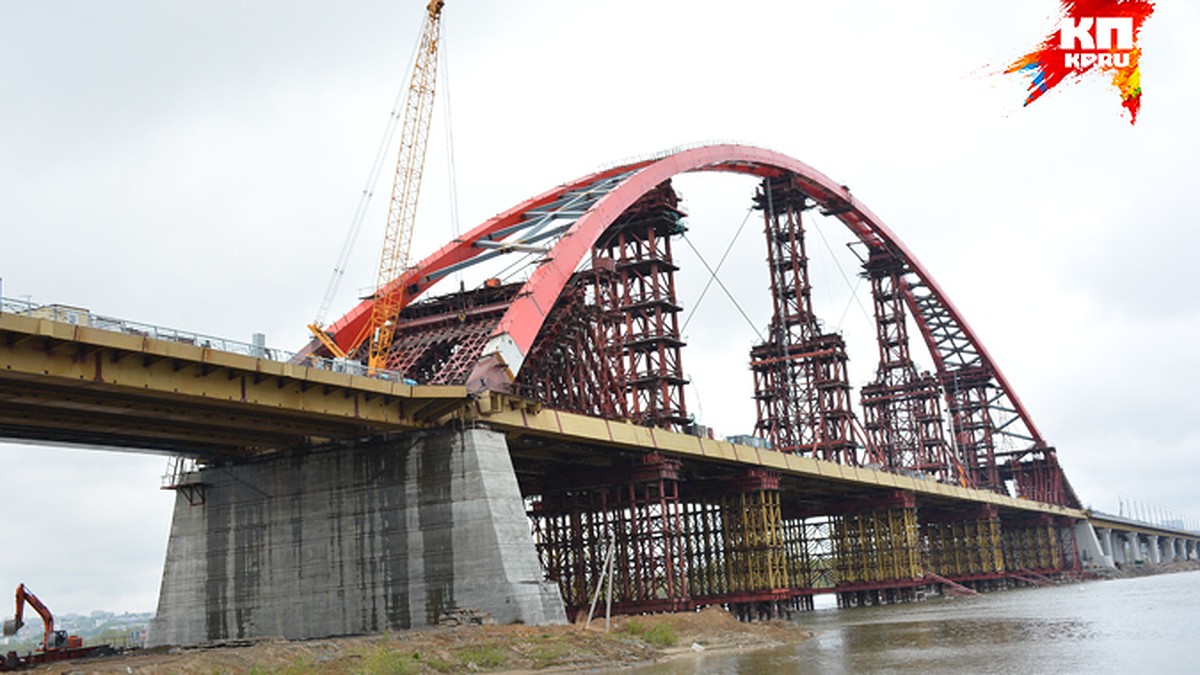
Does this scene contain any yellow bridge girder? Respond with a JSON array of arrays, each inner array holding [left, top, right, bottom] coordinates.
[[468, 393, 1088, 522], [0, 312, 469, 458], [3, 312, 1158, 540]]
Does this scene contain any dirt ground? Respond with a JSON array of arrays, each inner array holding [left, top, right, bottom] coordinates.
[[14, 606, 812, 674], [29, 562, 1195, 673]]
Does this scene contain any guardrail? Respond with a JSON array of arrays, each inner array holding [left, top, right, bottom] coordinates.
[[1089, 509, 1200, 535], [0, 296, 411, 383]]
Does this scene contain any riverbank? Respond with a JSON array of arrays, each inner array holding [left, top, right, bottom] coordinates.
[[1086, 558, 1199, 580], [17, 606, 811, 674], [20, 562, 1198, 673]]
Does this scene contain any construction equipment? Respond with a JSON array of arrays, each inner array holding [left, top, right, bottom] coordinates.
[[308, 0, 446, 372], [2, 584, 109, 671]]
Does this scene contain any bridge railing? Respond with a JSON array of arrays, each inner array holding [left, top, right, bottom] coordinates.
[[1, 296, 411, 383], [1089, 509, 1200, 535]]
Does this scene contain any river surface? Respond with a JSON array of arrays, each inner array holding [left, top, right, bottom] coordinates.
[[636, 570, 1200, 674]]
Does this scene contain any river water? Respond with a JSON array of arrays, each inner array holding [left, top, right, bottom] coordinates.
[[636, 570, 1200, 674]]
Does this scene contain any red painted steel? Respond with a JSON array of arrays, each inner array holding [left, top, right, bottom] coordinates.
[[860, 249, 956, 480], [750, 176, 860, 463]]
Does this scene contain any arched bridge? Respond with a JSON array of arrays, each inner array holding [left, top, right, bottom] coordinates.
[[309, 144, 1075, 508], [2, 144, 1192, 645]]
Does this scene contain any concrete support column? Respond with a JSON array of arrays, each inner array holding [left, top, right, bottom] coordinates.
[[148, 428, 566, 646], [1147, 535, 1162, 564], [1124, 533, 1140, 564], [1109, 530, 1126, 565], [1074, 522, 1114, 568], [1096, 528, 1113, 558]]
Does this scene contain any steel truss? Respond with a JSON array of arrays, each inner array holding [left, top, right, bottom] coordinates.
[[861, 250, 958, 482], [591, 182, 690, 430], [682, 470, 801, 620], [1001, 515, 1067, 573], [377, 283, 519, 383], [516, 279, 625, 419], [750, 175, 857, 463], [517, 183, 691, 426]]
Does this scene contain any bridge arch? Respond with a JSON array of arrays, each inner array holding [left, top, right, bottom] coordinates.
[[317, 143, 1076, 506]]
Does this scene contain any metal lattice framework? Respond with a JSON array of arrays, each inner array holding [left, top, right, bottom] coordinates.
[[308, 144, 1078, 508], [750, 176, 858, 463], [860, 248, 958, 482]]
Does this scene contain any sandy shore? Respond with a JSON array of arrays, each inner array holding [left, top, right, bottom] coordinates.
[[14, 606, 811, 674]]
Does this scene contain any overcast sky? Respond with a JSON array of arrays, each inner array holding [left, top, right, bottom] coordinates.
[[2, 0, 1197, 615]]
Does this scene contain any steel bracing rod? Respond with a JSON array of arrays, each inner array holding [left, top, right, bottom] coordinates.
[[427, 223, 574, 282], [483, 172, 636, 243], [434, 173, 639, 280]]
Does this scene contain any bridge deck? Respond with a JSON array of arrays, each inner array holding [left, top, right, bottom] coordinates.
[[2, 311, 1086, 521], [0, 312, 467, 458], [469, 393, 1086, 521]]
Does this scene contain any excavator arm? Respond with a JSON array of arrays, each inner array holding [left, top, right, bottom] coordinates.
[[2, 584, 56, 652]]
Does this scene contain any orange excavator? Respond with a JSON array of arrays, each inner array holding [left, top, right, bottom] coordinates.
[[2, 584, 108, 671]]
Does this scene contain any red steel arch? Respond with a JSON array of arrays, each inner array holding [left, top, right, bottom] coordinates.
[[315, 143, 1076, 506]]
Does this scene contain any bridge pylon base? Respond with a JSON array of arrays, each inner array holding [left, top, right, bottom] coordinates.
[[147, 428, 565, 647]]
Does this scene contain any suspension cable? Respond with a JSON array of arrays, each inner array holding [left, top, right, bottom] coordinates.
[[681, 207, 756, 334], [680, 229, 763, 342], [810, 215, 873, 331]]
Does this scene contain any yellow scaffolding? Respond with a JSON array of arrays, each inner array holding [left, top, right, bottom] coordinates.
[[721, 489, 788, 593], [832, 506, 922, 585], [926, 517, 1004, 577], [1002, 522, 1062, 571]]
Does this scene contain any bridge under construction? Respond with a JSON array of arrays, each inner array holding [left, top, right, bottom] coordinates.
[[2, 144, 1196, 646]]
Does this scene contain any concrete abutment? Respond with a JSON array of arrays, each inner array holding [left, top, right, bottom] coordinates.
[[147, 428, 565, 647]]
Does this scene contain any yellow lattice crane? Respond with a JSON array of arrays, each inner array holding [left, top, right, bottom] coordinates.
[[308, 0, 445, 372]]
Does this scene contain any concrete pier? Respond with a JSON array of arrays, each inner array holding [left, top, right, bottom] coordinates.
[[1075, 522, 1114, 568], [148, 428, 565, 646]]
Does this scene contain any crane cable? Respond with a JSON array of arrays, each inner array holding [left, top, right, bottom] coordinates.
[[363, 1, 445, 372], [311, 28, 426, 331], [440, 19, 462, 286]]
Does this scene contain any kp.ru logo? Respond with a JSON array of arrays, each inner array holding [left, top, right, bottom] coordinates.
[[1006, 1, 1155, 124]]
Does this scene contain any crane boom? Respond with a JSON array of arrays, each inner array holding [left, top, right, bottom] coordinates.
[[354, 0, 445, 373]]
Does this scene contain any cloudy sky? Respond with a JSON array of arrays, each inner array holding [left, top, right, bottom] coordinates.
[[2, 0, 1197, 614]]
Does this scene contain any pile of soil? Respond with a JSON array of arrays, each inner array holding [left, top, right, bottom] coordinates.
[[16, 606, 812, 674]]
